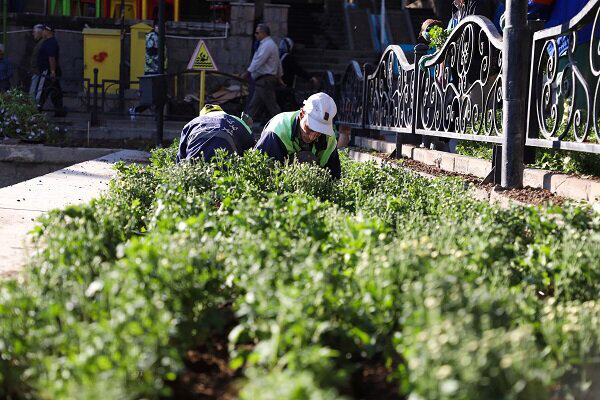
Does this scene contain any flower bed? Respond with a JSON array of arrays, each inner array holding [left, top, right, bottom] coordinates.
[[1, 146, 599, 399], [0, 89, 57, 142]]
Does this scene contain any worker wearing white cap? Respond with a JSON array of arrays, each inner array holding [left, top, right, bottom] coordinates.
[[254, 92, 341, 179]]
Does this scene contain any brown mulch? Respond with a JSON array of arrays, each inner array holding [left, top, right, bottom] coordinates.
[[494, 185, 565, 206], [170, 338, 241, 400], [166, 307, 241, 400], [374, 152, 566, 206]]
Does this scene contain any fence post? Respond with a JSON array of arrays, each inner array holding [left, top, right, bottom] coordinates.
[[91, 68, 99, 127], [501, 0, 528, 188], [361, 63, 370, 130]]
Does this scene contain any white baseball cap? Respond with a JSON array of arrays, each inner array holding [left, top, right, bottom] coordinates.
[[303, 92, 337, 136]]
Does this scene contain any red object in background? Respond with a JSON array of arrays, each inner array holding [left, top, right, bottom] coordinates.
[[93, 51, 109, 62]]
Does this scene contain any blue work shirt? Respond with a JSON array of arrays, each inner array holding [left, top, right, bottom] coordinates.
[[176, 112, 255, 163]]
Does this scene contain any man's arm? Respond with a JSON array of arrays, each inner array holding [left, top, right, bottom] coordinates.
[[323, 149, 341, 180], [176, 123, 192, 163], [48, 57, 57, 78], [254, 131, 287, 163]]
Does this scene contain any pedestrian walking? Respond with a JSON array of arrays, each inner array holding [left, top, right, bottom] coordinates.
[[129, 19, 166, 119], [242, 23, 282, 123], [36, 25, 66, 117], [277, 36, 319, 111], [29, 24, 45, 99]]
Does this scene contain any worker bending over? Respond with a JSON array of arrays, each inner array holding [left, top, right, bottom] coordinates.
[[254, 92, 341, 179], [176, 104, 255, 163]]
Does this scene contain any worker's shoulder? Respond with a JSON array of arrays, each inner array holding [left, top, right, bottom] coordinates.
[[265, 111, 298, 128]]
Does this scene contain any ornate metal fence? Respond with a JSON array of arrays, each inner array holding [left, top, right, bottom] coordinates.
[[338, 15, 505, 143], [416, 16, 504, 143], [364, 45, 415, 133], [526, 0, 600, 154], [336, 61, 365, 128], [335, 5, 600, 185]]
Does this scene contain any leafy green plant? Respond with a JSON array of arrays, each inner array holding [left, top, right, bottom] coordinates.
[[0, 143, 599, 399], [0, 89, 57, 142], [428, 25, 450, 50]]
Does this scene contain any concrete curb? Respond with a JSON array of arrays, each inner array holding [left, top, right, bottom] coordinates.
[[0, 150, 150, 277], [353, 137, 600, 203], [0, 144, 117, 164]]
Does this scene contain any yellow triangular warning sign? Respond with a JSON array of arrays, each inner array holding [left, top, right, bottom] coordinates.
[[187, 40, 218, 71]]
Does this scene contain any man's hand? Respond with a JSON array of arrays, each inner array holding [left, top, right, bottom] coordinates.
[[278, 77, 286, 87], [241, 71, 250, 81], [50, 71, 57, 80]]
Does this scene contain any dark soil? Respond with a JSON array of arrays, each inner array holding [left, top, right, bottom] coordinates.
[[167, 308, 241, 400], [377, 152, 566, 206], [170, 338, 241, 400], [496, 185, 565, 206], [341, 361, 403, 400]]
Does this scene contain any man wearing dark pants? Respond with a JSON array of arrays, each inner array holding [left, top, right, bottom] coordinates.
[[242, 23, 282, 123], [36, 25, 66, 117]]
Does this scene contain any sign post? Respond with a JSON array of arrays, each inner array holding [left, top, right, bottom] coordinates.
[[187, 40, 218, 112]]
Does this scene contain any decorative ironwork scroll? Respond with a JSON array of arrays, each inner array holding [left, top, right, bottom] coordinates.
[[364, 46, 415, 133], [337, 61, 364, 127], [417, 16, 504, 141], [527, 0, 600, 153]]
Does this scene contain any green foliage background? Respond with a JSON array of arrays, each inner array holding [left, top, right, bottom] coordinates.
[[0, 144, 599, 399], [0, 90, 57, 142]]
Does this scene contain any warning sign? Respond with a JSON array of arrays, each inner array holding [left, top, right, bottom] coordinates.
[[187, 40, 218, 71]]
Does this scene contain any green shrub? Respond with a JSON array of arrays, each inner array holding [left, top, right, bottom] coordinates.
[[0, 144, 599, 399], [0, 89, 56, 142]]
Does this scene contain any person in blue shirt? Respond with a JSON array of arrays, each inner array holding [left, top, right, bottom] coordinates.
[[254, 92, 341, 179], [36, 25, 66, 117], [176, 104, 255, 163]]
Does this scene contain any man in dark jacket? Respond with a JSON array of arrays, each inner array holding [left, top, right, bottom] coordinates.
[[36, 25, 66, 117], [254, 92, 341, 179], [277, 37, 319, 111], [176, 104, 255, 163]]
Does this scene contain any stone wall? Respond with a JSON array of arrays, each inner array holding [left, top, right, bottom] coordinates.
[[263, 4, 289, 46]]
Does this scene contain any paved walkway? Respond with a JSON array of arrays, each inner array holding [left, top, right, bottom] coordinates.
[[0, 150, 149, 277]]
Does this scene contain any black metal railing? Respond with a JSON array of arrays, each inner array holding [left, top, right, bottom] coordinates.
[[336, 6, 600, 173], [526, 0, 600, 154], [416, 16, 504, 142], [337, 60, 365, 128], [365, 45, 416, 133]]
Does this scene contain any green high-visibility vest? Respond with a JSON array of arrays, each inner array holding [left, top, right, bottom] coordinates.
[[265, 111, 337, 167]]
